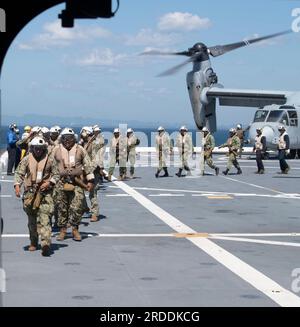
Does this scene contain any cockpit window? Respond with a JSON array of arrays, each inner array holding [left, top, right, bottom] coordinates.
[[279, 112, 289, 126], [253, 110, 269, 122], [288, 110, 298, 126], [266, 110, 285, 122]]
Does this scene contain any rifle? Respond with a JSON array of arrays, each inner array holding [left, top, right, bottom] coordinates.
[[74, 176, 89, 191]]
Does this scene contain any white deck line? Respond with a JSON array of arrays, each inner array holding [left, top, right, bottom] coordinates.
[[112, 178, 300, 307], [211, 236, 300, 247]]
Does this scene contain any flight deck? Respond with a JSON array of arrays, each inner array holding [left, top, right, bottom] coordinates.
[[1, 154, 300, 307]]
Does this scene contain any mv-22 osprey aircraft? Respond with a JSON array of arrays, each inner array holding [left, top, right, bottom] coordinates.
[[143, 30, 300, 159]]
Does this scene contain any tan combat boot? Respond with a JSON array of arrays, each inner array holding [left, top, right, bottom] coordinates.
[[72, 226, 82, 241], [90, 215, 98, 222], [28, 245, 37, 251], [107, 174, 112, 182], [56, 227, 67, 241]]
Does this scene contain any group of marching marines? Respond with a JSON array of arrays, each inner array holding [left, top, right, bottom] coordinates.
[[12, 123, 290, 256]]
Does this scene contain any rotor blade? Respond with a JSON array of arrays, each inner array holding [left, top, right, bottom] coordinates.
[[157, 56, 194, 77], [140, 50, 189, 56], [208, 30, 292, 57]]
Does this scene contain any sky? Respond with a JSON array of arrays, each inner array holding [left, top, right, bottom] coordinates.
[[1, 0, 300, 128]]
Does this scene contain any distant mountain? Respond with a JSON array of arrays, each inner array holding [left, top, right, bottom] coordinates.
[[1, 113, 191, 129], [1, 113, 232, 129]]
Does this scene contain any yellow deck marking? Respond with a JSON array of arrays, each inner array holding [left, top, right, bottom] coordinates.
[[173, 233, 210, 238], [207, 195, 233, 199]]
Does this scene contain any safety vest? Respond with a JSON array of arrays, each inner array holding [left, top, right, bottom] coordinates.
[[24, 153, 50, 188], [278, 132, 287, 150], [54, 144, 84, 177], [255, 135, 264, 151]]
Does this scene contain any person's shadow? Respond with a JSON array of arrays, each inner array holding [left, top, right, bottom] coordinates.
[[23, 243, 68, 256]]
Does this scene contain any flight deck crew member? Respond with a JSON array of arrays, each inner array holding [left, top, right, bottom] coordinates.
[[175, 126, 192, 177], [108, 128, 127, 181], [14, 137, 59, 256], [219, 128, 242, 175], [155, 126, 172, 178], [6, 123, 19, 175], [81, 126, 100, 222], [202, 127, 219, 175], [92, 125, 107, 181], [17, 126, 42, 160], [236, 124, 250, 158], [50, 126, 60, 146], [277, 125, 290, 174], [253, 128, 266, 174], [53, 128, 94, 242], [126, 128, 140, 178]]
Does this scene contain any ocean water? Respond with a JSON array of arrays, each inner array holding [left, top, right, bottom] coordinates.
[[0, 126, 235, 150]]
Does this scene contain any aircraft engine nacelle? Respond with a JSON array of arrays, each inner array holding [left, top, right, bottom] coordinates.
[[186, 69, 217, 132]]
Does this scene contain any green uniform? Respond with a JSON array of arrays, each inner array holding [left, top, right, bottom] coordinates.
[[83, 136, 100, 217], [176, 133, 193, 170], [53, 144, 95, 228], [203, 133, 217, 169], [108, 136, 127, 177], [155, 132, 172, 170], [14, 153, 59, 248], [219, 135, 241, 171], [127, 134, 140, 176]]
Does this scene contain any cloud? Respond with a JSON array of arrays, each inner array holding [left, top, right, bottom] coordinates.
[[18, 21, 111, 50], [76, 48, 127, 66], [158, 12, 211, 32], [124, 28, 180, 47]]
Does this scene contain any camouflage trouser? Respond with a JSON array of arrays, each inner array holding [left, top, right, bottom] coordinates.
[[109, 157, 127, 176], [179, 152, 190, 170], [204, 151, 216, 170], [88, 172, 100, 216], [52, 187, 59, 226], [56, 184, 85, 227], [23, 190, 53, 247], [157, 151, 168, 170], [127, 152, 136, 175], [227, 152, 240, 171]]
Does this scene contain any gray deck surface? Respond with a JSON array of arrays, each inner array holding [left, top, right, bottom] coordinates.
[[1, 154, 300, 307]]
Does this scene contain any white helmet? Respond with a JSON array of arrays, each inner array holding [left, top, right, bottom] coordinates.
[[22, 132, 29, 140], [80, 126, 93, 135], [113, 128, 120, 133], [229, 128, 236, 133], [61, 127, 75, 136], [30, 137, 46, 146], [92, 124, 101, 132], [202, 127, 209, 132], [180, 125, 188, 131], [127, 128, 134, 133], [41, 127, 49, 134], [236, 124, 242, 129], [157, 126, 165, 132], [50, 126, 59, 133], [31, 126, 41, 133], [54, 125, 61, 132], [278, 125, 286, 131]]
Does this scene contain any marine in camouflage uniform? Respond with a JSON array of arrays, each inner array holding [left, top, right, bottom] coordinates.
[[81, 126, 100, 222], [202, 127, 219, 175], [14, 136, 59, 256], [219, 128, 242, 175], [175, 126, 193, 177], [155, 126, 172, 178], [108, 128, 127, 181], [126, 128, 140, 178], [92, 125, 107, 181], [52, 128, 95, 242]]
